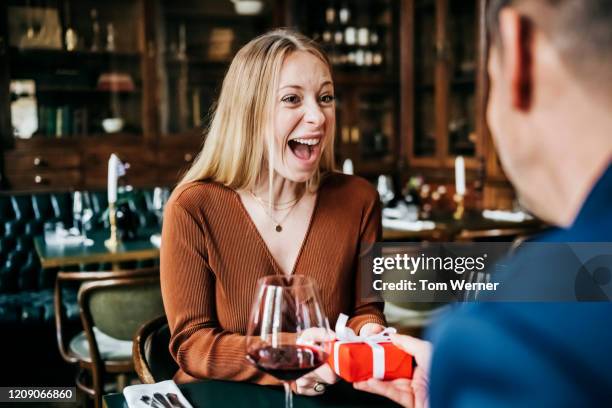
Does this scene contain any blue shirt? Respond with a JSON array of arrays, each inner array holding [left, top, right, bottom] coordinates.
[[428, 164, 612, 407]]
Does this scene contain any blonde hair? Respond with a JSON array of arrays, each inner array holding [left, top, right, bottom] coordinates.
[[179, 29, 335, 192]]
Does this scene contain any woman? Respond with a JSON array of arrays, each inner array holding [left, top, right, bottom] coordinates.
[[160, 29, 386, 394]]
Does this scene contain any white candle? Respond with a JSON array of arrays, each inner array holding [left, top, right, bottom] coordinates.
[[107, 153, 127, 204], [342, 158, 354, 175], [455, 156, 466, 196], [107, 154, 118, 204]]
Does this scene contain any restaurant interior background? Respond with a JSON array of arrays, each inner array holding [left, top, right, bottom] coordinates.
[[0, 0, 545, 405]]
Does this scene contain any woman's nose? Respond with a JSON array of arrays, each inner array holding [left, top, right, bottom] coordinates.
[[304, 102, 326, 126]]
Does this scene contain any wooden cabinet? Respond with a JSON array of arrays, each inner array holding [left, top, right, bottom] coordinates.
[[81, 142, 157, 189], [399, 0, 512, 209], [0, 0, 153, 190], [403, 0, 484, 170], [3, 139, 81, 190], [0, 0, 513, 209], [289, 0, 401, 177], [0, 0, 280, 191], [156, 137, 200, 186], [335, 84, 398, 175]]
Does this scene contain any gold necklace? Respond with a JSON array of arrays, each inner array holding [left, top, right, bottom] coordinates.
[[252, 194, 300, 209], [250, 193, 300, 211], [249, 191, 304, 232]]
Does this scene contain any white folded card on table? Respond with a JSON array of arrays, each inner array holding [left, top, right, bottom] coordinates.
[[123, 380, 192, 408], [382, 218, 436, 231], [482, 209, 533, 223]]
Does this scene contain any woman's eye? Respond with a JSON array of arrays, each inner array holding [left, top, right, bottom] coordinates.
[[281, 95, 301, 104], [320, 94, 335, 104]]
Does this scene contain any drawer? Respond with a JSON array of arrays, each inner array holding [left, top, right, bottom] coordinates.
[[82, 147, 156, 174], [157, 148, 199, 167], [83, 146, 157, 189], [83, 171, 157, 190], [4, 150, 81, 172], [5, 170, 82, 190]]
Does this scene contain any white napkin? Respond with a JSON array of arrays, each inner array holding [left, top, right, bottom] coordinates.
[[382, 218, 436, 231], [150, 233, 161, 248], [44, 233, 94, 247], [382, 207, 404, 219], [123, 380, 192, 408], [482, 209, 533, 223]]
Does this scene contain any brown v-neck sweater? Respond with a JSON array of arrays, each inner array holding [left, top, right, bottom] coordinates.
[[160, 172, 386, 385]]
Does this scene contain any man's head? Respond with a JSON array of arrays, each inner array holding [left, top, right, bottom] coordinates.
[[486, 0, 612, 226]]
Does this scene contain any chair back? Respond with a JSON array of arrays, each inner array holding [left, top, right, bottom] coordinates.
[[79, 276, 164, 343], [54, 269, 162, 408], [133, 315, 179, 384], [54, 268, 160, 364]]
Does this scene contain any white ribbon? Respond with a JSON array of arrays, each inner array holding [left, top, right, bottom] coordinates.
[[333, 313, 396, 380]]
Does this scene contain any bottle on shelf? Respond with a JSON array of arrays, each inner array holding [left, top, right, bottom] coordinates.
[[63, 0, 78, 51], [90, 9, 101, 51], [106, 23, 116, 52]]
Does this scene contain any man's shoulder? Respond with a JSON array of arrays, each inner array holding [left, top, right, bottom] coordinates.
[[428, 302, 612, 406]]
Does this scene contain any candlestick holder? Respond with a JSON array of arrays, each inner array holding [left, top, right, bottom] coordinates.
[[453, 193, 465, 220], [104, 202, 121, 250]]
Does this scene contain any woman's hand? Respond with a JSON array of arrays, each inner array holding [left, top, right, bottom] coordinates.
[[293, 327, 338, 396], [294, 363, 338, 396], [353, 333, 432, 408]]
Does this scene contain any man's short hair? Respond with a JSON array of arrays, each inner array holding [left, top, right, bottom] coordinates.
[[487, 0, 612, 87]]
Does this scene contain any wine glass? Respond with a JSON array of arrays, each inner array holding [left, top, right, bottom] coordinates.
[[72, 191, 83, 237], [246, 275, 332, 408]]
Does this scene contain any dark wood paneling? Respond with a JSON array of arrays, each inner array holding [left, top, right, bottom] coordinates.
[[5, 169, 81, 190], [4, 150, 80, 172]]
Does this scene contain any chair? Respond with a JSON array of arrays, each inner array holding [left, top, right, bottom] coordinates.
[[54, 268, 164, 408], [133, 315, 179, 384]]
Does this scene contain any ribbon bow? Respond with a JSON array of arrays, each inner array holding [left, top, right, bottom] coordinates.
[[333, 314, 396, 380]]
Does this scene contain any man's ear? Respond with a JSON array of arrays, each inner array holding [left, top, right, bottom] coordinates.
[[499, 8, 534, 111]]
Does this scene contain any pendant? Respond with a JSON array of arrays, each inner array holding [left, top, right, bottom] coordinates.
[[275, 224, 282, 232]]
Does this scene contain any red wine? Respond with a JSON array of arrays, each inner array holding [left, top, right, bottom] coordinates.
[[247, 344, 328, 381]]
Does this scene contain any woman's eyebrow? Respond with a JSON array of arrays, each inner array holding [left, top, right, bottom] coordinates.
[[278, 80, 333, 92], [319, 81, 333, 90], [279, 84, 303, 91]]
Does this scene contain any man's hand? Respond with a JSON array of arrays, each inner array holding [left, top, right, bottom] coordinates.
[[353, 333, 432, 408], [359, 322, 386, 337]]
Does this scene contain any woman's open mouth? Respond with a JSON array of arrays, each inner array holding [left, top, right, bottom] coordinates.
[[287, 137, 322, 163]]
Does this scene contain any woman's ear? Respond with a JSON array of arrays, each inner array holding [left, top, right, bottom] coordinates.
[[499, 8, 534, 111]]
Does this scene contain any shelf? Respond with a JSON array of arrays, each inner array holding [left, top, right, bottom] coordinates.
[[13, 138, 79, 150], [165, 57, 231, 67], [36, 87, 141, 94], [334, 72, 398, 87], [10, 47, 141, 60], [164, 9, 269, 21]]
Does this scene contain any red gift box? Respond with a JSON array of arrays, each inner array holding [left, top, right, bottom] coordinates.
[[329, 314, 414, 383]]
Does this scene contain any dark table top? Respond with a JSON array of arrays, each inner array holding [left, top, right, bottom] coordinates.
[[34, 228, 160, 268], [33, 213, 542, 267], [103, 379, 400, 408]]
